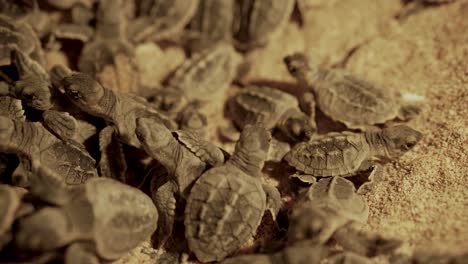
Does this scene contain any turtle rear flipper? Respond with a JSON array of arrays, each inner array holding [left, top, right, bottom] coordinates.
[[262, 184, 282, 221], [98, 125, 127, 181], [65, 242, 99, 264], [151, 176, 177, 248]]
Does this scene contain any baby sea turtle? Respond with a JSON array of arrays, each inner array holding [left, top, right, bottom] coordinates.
[[78, 0, 139, 94], [284, 53, 421, 129], [58, 69, 176, 148], [0, 116, 98, 186], [186, 0, 234, 52], [288, 176, 401, 257], [232, 0, 295, 51], [150, 43, 242, 132], [284, 126, 423, 187], [135, 117, 226, 246], [129, 0, 199, 43], [228, 85, 316, 142], [184, 124, 282, 262], [15, 163, 158, 262]]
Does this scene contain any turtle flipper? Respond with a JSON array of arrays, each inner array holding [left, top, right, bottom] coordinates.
[[262, 184, 282, 221], [355, 164, 383, 195], [151, 177, 177, 248], [29, 161, 71, 206], [333, 224, 402, 257], [42, 110, 77, 142], [99, 125, 127, 181], [65, 242, 99, 264]]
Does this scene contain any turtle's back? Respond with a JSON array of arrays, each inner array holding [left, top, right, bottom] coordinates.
[[316, 71, 398, 127], [284, 132, 369, 177], [40, 142, 98, 185], [231, 86, 298, 130], [185, 166, 266, 262], [85, 178, 158, 259]]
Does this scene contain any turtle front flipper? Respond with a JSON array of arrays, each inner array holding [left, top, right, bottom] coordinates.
[[332, 223, 403, 257], [42, 110, 77, 142], [98, 125, 127, 182], [10, 49, 52, 110], [151, 177, 178, 249], [65, 242, 99, 264], [262, 184, 282, 221], [29, 161, 72, 206]]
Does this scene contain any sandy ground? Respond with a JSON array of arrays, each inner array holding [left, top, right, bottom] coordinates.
[[112, 0, 467, 263]]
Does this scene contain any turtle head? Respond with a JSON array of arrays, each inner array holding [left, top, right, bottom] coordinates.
[[381, 125, 423, 159], [62, 73, 105, 110], [15, 207, 72, 251], [14, 79, 53, 110], [230, 124, 271, 175], [151, 89, 187, 115], [135, 117, 172, 151], [278, 109, 315, 142], [283, 53, 318, 84], [288, 204, 331, 244]]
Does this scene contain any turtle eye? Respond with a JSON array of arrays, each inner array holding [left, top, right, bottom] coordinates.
[[67, 90, 82, 100]]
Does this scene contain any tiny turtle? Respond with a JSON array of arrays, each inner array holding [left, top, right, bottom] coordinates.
[[15, 162, 158, 262], [150, 43, 242, 132], [186, 0, 234, 52], [228, 85, 316, 142], [0, 116, 98, 186], [135, 117, 226, 246], [128, 0, 199, 43], [284, 53, 421, 129], [58, 69, 176, 148], [232, 0, 295, 51], [284, 126, 423, 186], [78, 0, 139, 94], [184, 124, 282, 262], [288, 176, 402, 257]]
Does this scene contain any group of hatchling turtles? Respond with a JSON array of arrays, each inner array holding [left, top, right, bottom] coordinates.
[[0, 0, 463, 264]]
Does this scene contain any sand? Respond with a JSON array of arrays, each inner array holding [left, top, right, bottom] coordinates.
[[113, 0, 468, 263]]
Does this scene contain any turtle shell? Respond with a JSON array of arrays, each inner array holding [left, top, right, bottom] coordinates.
[[284, 132, 369, 177], [0, 184, 21, 236], [314, 71, 399, 127], [231, 86, 299, 130], [168, 44, 241, 102], [305, 177, 368, 223], [84, 178, 158, 260], [185, 165, 267, 262], [40, 141, 98, 185]]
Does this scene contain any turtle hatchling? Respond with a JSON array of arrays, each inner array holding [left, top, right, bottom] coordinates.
[[57, 68, 176, 148], [0, 116, 98, 186], [228, 85, 316, 142], [135, 117, 226, 246], [284, 53, 421, 129], [184, 124, 282, 262], [15, 164, 158, 262], [288, 176, 402, 257], [284, 125, 423, 182]]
